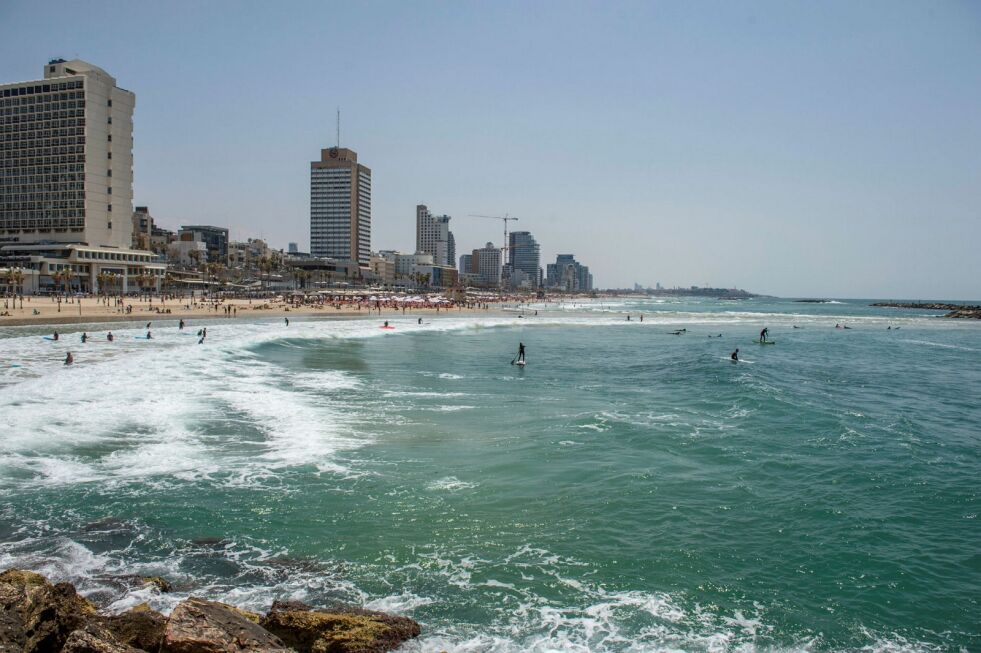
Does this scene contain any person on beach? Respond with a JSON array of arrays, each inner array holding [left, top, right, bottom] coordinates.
[[64, 352, 73, 366], [81, 332, 87, 343], [760, 327, 769, 342], [731, 348, 739, 362]]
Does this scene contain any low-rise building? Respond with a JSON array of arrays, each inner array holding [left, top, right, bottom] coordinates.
[[0, 242, 165, 293]]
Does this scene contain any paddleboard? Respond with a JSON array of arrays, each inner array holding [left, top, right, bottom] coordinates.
[[516, 360, 527, 367], [754, 340, 776, 345], [134, 336, 152, 340]]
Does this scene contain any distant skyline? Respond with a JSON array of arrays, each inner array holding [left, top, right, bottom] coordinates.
[[2, 0, 979, 298]]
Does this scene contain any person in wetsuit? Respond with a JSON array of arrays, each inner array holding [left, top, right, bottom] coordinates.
[[731, 348, 739, 361], [760, 327, 769, 342]]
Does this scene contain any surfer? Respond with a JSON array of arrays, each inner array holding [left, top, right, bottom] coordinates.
[[146, 322, 151, 330], [731, 348, 739, 362], [515, 342, 526, 364], [52, 331, 59, 341], [81, 332, 87, 343], [285, 317, 289, 326], [759, 327, 769, 343], [384, 320, 389, 328], [64, 352, 74, 366], [418, 317, 423, 324], [107, 331, 114, 342], [179, 319, 185, 330]]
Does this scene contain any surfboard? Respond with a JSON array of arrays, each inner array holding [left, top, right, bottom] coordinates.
[[380, 326, 394, 330], [42, 336, 56, 341]]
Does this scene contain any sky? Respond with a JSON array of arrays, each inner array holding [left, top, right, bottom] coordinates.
[[2, 1, 980, 298]]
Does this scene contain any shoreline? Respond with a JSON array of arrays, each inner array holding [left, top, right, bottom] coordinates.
[[0, 295, 513, 328]]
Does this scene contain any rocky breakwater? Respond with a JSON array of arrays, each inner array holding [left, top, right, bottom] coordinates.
[[0, 569, 420, 653], [870, 302, 981, 319]]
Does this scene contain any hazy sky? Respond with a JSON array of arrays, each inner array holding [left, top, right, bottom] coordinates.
[[3, 1, 979, 298]]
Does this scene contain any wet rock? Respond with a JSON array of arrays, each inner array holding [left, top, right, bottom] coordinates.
[[142, 576, 172, 593], [96, 603, 167, 651], [261, 600, 420, 653], [0, 568, 98, 653], [62, 624, 143, 653], [161, 597, 291, 652], [191, 537, 229, 548]]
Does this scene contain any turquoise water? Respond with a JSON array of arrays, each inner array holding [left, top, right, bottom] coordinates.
[[1, 297, 978, 651]]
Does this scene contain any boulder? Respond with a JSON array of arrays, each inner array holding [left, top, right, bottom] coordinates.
[[96, 603, 167, 651], [61, 624, 143, 653], [260, 600, 420, 653], [161, 597, 292, 653], [0, 568, 98, 653]]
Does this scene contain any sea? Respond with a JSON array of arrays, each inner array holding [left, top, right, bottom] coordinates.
[[0, 296, 978, 652]]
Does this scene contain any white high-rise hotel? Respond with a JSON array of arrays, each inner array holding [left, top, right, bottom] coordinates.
[[1, 59, 133, 247], [310, 147, 371, 267], [0, 59, 164, 293], [415, 204, 453, 267]]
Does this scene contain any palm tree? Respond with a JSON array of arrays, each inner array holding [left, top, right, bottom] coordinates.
[[10, 268, 25, 295], [62, 268, 76, 296]]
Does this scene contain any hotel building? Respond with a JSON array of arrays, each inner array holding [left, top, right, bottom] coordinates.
[[310, 147, 371, 267], [0, 59, 163, 292], [415, 204, 454, 267]]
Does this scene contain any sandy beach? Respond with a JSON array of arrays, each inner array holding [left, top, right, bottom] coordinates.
[[0, 294, 503, 328]]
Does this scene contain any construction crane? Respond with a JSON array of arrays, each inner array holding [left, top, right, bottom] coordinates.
[[468, 214, 519, 264]]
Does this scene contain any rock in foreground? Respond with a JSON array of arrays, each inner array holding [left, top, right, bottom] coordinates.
[[0, 569, 422, 653], [162, 597, 291, 652], [261, 601, 421, 653]]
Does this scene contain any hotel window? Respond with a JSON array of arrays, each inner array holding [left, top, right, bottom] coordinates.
[[107, 204, 112, 212]]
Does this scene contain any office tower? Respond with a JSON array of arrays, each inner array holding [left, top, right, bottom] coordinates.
[[310, 147, 371, 266], [415, 204, 453, 266], [546, 254, 593, 291], [178, 225, 229, 263], [473, 242, 502, 287], [288, 242, 298, 254], [1, 59, 135, 247], [459, 254, 473, 274], [508, 230, 541, 288], [447, 231, 455, 270]]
